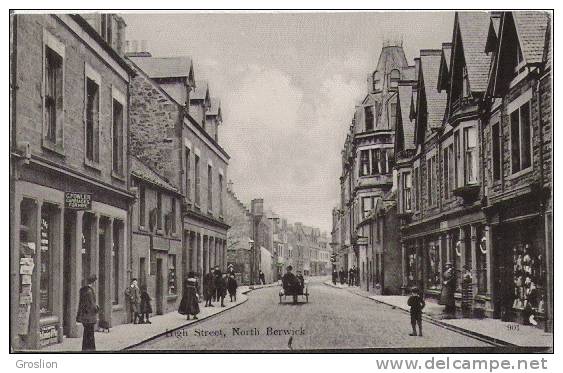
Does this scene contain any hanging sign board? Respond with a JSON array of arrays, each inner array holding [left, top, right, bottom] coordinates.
[[65, 192, 92, 210]]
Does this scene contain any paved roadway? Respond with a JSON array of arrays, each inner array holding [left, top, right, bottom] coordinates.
[[133, 277, 493, 352]]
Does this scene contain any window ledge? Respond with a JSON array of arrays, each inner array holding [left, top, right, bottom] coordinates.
[[452, 184, 480, 203], [111, 170, 126, 182], [507, 167, 533, 180], [84, 158, 102, 172], [42, 140, 65, 157]]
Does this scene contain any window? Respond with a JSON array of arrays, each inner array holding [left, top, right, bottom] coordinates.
[[139, 184, 146, 227], [492, 122, 502, 181], [427, 157, 433, 206], [185, 148, 191, 200], [389, 103, 397, 129], [448, 144, 455, 197], [219, 173, 224, 216], [44, 46, 63, 146], [365, 106, 374, 132], [156, 191, 162, 230], [389, 69, 400, 89], [170, 197, 176, 234], [207, 165, 213, 211], [443, 147, 450, 199], [426, 242, 441, 290], [454, 131, 461, 188], [462, 66, 470, 98], [379, 149, 387, 174], [194, 155, 201, 206], [168, 254, 177, 295], [100, 14, 113, 45], [514, 41, 526, 75], [371, 149, 380, 174], [510, 101, 532, 174], [112, 98, 124, 174], [360, 150, 370, 176], [464, 126, 478, 184], [85, 74, 100, 163], [402, 172, 412, 212], [40, 210, 52, 315], [413, 166, 420, 210], [362, 196, 374, 219]]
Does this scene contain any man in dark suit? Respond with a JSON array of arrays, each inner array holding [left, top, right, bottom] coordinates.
[[282, 265, 299, 304], [76, 275, 98, 351], [203, 271, 216, 307]]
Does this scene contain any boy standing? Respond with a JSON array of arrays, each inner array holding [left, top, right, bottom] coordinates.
[[407, 287, 425, 337]]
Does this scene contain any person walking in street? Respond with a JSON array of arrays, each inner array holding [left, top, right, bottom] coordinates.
[[139, 284, 152, 324], [332, 268, 338, 285], [215, 271, 227, 307], [179, 272, 200, 320], [461, 265, 474, 318], [339, 268, 345, 285], [213, 266, 222, 301], [227, 264, 236, 277], [203, 271, 216, 307], [348, 266, 355, 286], [439, 262, 456, 318], [407, 287, 425, 337], [125, 278, 141, 324], [76, 275, 99, 351], [259, 270, 266, 285], [227, 273, 238, 302]]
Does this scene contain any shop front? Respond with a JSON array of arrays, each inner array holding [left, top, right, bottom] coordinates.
[[12, 175, 131, 350]]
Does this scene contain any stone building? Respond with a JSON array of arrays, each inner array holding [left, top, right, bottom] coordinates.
[[130, 157, 183, 315], [127, 51, 230, 293], [225, 181, 253, 284], [10, 14, 134, 349]]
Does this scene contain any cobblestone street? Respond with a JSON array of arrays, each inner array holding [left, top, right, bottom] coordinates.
[[133, 277, 494, 351]]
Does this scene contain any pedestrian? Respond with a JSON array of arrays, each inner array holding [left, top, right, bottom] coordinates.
[[282, 265, 299, 304], [125, 278, 141, 324], [227, 274, 238, 302], [296, 271, 305, 293], [227, 264, 236, 277], [213, 266, 222, 301], [259, 270, 266, 285], [407, 287, 425, 337], [139, 284, 152, 324], [215, 272, 227, 307], [461, 265, 473, 318], [332, 268, 338, 285], [338, 268, 344, 285], [178, 272, 200, 320], [348, 266, 355, 286], [76, 275, 99, 351], [439, 262, 456, 318], [203, 270, 216, 307]]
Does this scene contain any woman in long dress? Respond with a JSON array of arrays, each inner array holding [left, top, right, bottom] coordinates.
[[178, 272, 200, 320]]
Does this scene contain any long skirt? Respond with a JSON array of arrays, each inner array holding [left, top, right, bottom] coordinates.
[[179, 286, 200, 315]]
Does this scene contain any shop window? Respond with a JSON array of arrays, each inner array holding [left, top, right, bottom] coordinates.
[[512, 243, 544, 314], [406, 249, 416, 288], [19, 199, 37, 325], [476, 229, 487, 294], [360, 150, 370, 176], [426, 242, 441, 290], [39, 209, 52, 315], [464, 126, 478, 184], [510, 101, 532, 174], [85, 73, 100, 164], [112, 98, 124, 175], [492, 122, 502, 181], [44, 46, 64, 148], [168, 254, 177, 295]]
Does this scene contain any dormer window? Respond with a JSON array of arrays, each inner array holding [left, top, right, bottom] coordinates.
[[514, 41, 526, 75], [364, 106, 374, 132], [390, 69, 400, 89], [372, 71, 380, 91], [462, 66, 470, 98]]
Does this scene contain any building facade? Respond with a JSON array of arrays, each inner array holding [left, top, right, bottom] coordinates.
[[10, 14, 134, 349]]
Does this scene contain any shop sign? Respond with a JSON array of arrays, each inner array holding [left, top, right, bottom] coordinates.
[[64, 192, 92, 210], [39, 324, 58, 347]]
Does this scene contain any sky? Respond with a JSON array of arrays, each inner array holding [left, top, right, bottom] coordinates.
[[121, 11, 455, 233]]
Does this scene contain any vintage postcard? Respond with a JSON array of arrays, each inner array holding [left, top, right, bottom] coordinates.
[[8, 9, 553, 357]]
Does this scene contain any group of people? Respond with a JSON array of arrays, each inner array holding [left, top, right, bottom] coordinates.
[[75, 265, 240, 351], [332, 265, 359, 286]]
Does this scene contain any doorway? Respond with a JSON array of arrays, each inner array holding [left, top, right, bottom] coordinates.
[[156, 258, 163, 315]]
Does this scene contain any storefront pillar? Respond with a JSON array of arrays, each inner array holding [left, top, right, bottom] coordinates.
[[53, 206, 64, 343], [69, 211, 84, 337], [458, 227, 466, 273], [10, 195, 22, 348], [415, 239, 422, 290], [28, 200, 43, 349], [438, 235, 444, 285], [445, 233, 452, 263], [470, 224, 478, 301], [484, 224, 494, 303], [400, 242, 406, 295], [90, 214, 100, 293], [102, 218, 114, 327]]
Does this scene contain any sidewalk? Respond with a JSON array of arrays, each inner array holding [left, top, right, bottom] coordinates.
[[41, 284, 277, 352], [324, 281, 553, 349]]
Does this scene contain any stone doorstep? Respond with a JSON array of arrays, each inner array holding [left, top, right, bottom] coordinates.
[[39, 291, 251, 352], [322, 281, 552, 349]]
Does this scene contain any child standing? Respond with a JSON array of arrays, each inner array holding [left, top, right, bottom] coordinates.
[[227, 274, 238, 302], [139, 284, 152, 324], [407, 287, 425, 337]]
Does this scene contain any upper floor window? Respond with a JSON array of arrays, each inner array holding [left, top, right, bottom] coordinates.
[[362, 196, 375, 219], [443, 146, 450, 199], [510, 100, 532, 174], [44, 46, 64, 147], [365, 106, 374, 132], [360, 150, 370, 176], [464, 126, 478, 184], [112, 97, 124, 175], [402, 172, 412, 212], [156, 191, 162, 230], [194, 154, 201, 206], [389, 69, 400, 89], [454, 131, 461, 188], [170, 197, 177, 234], [389, 103, 397, 129], [515, 41, 526, 76], [219, 173, 224, 217], [492, 122, 502, 181], [413, 166, 420, 211], [462, 66, 470, 98], [426, 155, 436, 207], [139, 184, 146, 227], [85, 66, 101, 164], [185, 147, 191, 200], [100, 14, 113, 45], [207, 165, 213, 211]]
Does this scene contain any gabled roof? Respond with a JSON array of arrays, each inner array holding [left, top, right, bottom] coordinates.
[[191, 80, 209, 101], [419, 50, 447, 129], [396, 81, 416, 151], [128, 56, 193, 80], [437, 42, 452, 92], [206, 98, 222, 118], [512, 11, 550, 65], [131, 156, 179, 193], [454, 11, 493, 93], [485, 12, 502, 53]]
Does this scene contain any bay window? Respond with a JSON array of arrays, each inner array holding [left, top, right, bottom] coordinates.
[[360, 150, 370, 176], [402, 172, 412, 212], [464, 126, 478, 184]]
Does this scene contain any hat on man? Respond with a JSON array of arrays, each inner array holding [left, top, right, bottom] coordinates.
[[87, 274, 97, 284]]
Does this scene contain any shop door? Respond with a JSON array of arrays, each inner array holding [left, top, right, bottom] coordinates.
[[156, 258, 163, 315]]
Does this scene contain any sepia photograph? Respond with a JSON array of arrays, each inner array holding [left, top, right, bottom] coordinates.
[[8, 8, 553, 358]]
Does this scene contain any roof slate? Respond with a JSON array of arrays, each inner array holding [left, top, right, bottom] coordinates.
[[456, 11, 493, 92], [398, 83, 416, 150], [206, 97, 221, 116], [512, 11, 550, 65], [128, 56, 192, 79], [192, 80, 209, 100], [420, 51, 448, 129], [131, 156, 179, 193]]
